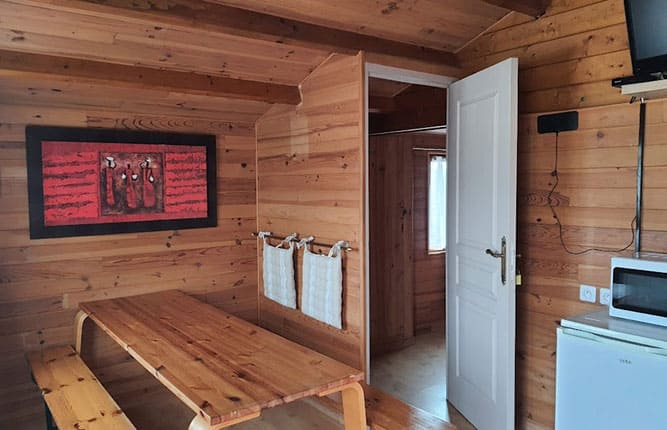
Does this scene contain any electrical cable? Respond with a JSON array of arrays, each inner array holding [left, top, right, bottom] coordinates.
[[546, 132, 636, 255]]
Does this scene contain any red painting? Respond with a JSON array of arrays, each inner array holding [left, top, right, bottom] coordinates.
[[27, 126, 217, 239]]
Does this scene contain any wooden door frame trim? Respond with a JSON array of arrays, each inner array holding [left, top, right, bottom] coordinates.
[[363, 62, 455, 379]]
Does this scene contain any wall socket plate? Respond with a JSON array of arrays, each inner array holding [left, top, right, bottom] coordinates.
[[599, 288, 611, 306], [579, 284, 597, 303]]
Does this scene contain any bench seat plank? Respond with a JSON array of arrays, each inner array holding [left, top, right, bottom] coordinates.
[[27, 345, 135, 430]]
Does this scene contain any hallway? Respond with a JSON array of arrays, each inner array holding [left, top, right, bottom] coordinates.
[[370, 326, 475, 430]]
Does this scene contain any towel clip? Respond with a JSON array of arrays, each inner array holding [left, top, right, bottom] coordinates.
[[296, 236, 315, 249], [257, 231, 272, 239], [277, 232, 298, 248], [329, 240, 349, 257]]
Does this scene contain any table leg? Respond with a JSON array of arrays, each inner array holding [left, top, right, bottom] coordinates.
[[189, 412, 260, 430], [74, 310, 89, 354], [319, 382, 367, 430]]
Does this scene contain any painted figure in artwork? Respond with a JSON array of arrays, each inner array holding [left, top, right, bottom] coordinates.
[[123, 163, 139, 209], [104, 156, 116, 207], [140, 157, 157, 208]]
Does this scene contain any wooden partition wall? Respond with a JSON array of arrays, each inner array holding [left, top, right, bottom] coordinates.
[[369, 134, 415, 356], [412, 135, 447, 334], [256, 53, 366, 370], [458, 0, 667, 427], [369, 133, 446, 357], [0, 77, 260, 428]]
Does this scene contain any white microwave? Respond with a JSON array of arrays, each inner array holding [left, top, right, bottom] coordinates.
[[610, 255, 667, 327]]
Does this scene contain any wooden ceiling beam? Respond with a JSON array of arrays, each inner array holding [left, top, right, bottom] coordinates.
[[481, 0, 548, 17], [0, 50, 301, 104], [20, 0, 458, 69]]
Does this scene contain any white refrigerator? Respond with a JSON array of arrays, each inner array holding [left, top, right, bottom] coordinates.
[[555, 310, 667, 430]]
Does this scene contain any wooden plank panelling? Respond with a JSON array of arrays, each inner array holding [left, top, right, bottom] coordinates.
[[0, 0, 327, 85], [0, 50, 302, 104], [369, 135, 415, 357], [256, 53, 365, 370], [458, 2, 667, 428], [0, 75, 260, 428], [206, 0, 509, 53], [369, 85, 447, 134], [75, 0, 458, 68], [368, 132, 446, 355], [412, 135, 447, 333], [480, 0, 546, 16]]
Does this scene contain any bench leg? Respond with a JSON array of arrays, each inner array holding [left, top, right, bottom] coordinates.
[[188, 412, 260, 430], [319, 382, 367, 430], [74, 310, 89, 354], [340, 382, 367, 430]]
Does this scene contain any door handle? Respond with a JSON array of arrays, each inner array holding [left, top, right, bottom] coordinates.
[[485, 236, 507, 285]]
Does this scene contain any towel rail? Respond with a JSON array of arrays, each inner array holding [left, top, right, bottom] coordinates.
[[251, 232, 353, 252]]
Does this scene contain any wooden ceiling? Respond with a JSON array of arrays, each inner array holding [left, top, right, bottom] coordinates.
[[368, 77, 446, 133], [369, 78, 413, 99], [0, 0, 548, 107], [205, 0, 511, 52], [0, 0, 328, 85]]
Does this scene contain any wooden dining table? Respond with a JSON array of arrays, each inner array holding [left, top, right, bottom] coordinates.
[[74, 290, 366, 430]]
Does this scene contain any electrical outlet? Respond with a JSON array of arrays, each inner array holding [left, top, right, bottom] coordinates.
[[600, 288, 611, 306], [579, 284, 597, 303]]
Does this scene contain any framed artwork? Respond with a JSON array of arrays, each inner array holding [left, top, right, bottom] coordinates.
[[26, 126, 217, 239]]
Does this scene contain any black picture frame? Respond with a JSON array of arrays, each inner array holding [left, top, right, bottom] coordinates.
[[26, 125, 217, 239]]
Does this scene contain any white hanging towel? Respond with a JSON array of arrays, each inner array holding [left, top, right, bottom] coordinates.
[[261, 232, 297, 309], [300, 240, 347, 329]]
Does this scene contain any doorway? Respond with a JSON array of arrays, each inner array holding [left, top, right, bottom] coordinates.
[[364, 59, 519, 430], [364, 70, 473, 429]]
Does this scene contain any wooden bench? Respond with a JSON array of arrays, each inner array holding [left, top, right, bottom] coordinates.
[[321, 382, 456, 430], [27, 345, 135, 430]]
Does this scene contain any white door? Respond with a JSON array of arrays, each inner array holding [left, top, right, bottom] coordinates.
[[446, 58, 518, 430]]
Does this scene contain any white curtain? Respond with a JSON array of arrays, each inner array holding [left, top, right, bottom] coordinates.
[[428, 155, 447, 251]]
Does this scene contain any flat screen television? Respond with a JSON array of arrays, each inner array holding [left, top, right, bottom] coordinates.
[[624, 0, 667, 78]]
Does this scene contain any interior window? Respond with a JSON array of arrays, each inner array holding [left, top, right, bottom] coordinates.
[[428, 154, 447, 253]]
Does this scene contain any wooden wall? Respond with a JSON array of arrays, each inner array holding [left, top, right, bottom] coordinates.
[[0, 76, 260, 428], [458, 0, 667, 428], [369, 135, 415, 356], [412, 134, 447, 334], [255, 53, 366, 370], [368, 132, 446, 357]]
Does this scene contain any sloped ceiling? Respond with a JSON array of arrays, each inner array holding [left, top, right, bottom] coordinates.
[[204, 0, 510, 52], [0, 0, 534, 112]]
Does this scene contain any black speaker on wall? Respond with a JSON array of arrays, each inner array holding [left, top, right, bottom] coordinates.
[[537, 111, 579, 134]]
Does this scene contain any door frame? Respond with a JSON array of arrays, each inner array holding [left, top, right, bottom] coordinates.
[[363, 62, 456, 376]]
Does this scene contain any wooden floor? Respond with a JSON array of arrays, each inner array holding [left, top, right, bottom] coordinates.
[[230, 401, 343, 430], [370, 325, 475, 430], [127, 396, 345, 430]]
